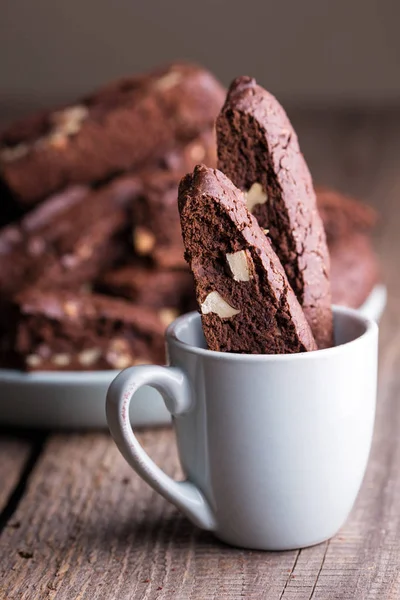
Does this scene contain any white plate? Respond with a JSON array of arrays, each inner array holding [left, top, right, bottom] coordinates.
[[0, 284, 387, 430], [0, 370, 170, 430]]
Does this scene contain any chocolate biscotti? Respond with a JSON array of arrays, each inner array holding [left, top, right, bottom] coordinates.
[[217, 76, 333, 348], [160, 128, 217, 174], [316, 186, 378, 244], [0, 62, 224, 208], [131, 170, 187, 269], [330, 234, 380, 309], [130, 130, 218, 269], [316, 186, 380, 308], [0, 176, 140, 297], [0, 289, 166, 371], [178, 165, 317, 354], [97, 264, 195, 316]]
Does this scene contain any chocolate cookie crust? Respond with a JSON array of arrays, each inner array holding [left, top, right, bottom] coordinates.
[[0, 176, 139, 298], [0, 62, 224, 207], [330, 233, 380, 309], [97, 264, 195, 313], [316, 186, 378, 244], [0, 289, 166, 371], [217, 76, 333, 348], [178, 165, 317, 354]]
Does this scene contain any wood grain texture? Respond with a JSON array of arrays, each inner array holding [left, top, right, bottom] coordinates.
[[0, 435, 34, 511], [0, 429, 304, 600], [1, 109, 400, 599]]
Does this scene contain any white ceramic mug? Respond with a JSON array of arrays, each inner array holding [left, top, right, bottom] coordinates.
[[106, 306, 378, 551]]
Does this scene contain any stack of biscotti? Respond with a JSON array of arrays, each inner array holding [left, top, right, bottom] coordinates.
[[316, 187, 380, 309], [0, 62, 224, 371], [179, 76, 334, 353]]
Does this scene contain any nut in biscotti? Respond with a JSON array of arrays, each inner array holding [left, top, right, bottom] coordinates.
[[133, 227, 156, 255], [200, 291, 240, 318], [226, 250, 253, 282], [0, 143, 29, 162], [154, 71, 183, 91], [158, 308, 179, 328], [106, 338, 134, 370], [50, 106, 88, 136], [1, 106, 88, 161], [26, 354, 42, 368], [178, 165, 317, 354], [78, 348, 102, 367], [52, 353, 71, 367], [245, 183, 268, 213]]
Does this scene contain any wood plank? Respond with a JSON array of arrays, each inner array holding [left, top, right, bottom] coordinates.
[[0, 429, 301, 599], [0, 435, 35, 514], [1, 109, 400, 599]]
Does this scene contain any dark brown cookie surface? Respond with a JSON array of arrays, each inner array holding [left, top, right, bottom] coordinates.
[[0, 62, 224, 208], [97, 264, 195, 315], [0, 289, 166, 371], [128, 128, 217, 269], [130, 170, 187, 269], [217, 76, 333, 348], [159, 128, 217, 174], [330, 234, 380, 309], [178, 165, 317, 354], [316, 186, 378, 244], [0, 176, 140, 298]]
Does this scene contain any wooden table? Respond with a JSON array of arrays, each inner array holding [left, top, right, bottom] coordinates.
[[1, 109, 400, 599]]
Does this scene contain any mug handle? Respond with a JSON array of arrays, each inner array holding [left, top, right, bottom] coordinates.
[[106, 365, 216, 531]]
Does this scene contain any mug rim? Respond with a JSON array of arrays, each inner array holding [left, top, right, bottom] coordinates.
[[166, 305, 378, 363]]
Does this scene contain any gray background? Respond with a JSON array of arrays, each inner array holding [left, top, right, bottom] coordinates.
[[1, 0, 400, 123]]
